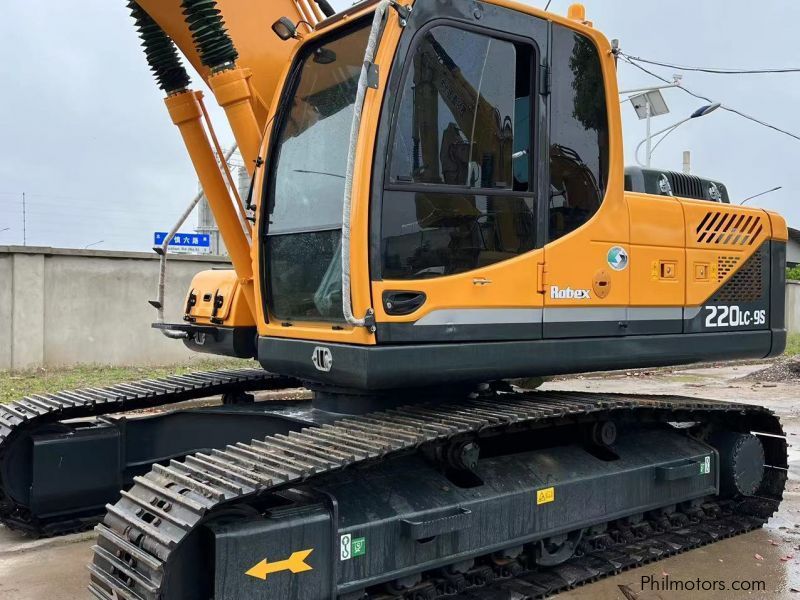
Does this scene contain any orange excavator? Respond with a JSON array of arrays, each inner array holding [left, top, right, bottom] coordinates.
[[0, 1, 789, 598]]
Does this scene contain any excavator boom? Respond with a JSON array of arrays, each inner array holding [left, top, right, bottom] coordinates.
[[135, 0, 333, 125]]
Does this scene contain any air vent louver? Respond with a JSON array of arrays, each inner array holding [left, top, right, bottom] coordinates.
[[696, 211, 762, 246]]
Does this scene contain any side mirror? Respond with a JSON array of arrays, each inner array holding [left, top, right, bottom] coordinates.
[[272, 17, 298, 41]]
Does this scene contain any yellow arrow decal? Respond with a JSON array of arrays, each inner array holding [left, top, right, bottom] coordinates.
[[245, 549, 314, 580]]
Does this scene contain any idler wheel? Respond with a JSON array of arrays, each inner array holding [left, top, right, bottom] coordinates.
[[710, 432, 765, 497]]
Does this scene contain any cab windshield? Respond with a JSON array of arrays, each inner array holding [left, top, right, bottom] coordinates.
[[264, 22, 371, 322]]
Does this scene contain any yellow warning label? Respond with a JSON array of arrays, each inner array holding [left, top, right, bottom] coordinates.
[[536, 487, 555, 505]]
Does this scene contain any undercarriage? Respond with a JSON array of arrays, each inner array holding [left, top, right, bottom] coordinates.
[[53, 376, 786, 600], [0, 370, 786, 599]]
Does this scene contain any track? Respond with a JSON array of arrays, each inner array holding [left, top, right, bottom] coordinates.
[[368, 504, 766, 599], [88, 391, 787, 600], [0, 368, 300, 536]]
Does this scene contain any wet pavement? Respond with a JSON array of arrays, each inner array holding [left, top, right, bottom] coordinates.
[[0, 530, 94, 600], [0, 363, 797, 599]]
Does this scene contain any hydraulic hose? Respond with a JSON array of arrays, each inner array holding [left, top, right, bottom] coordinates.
[[127, 1, 191, 94], [180, 0, 263, 172], [181, 0, 239, 71]]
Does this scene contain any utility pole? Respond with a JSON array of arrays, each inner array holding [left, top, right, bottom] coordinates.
[[682, 151, 691, 175], [645, 99, 652, 168], [22, 192, 27, 246]]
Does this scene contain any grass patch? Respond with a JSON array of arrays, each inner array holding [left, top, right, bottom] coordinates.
[[786, 334, 800, 358], [0, 359, 252, 404], [660, 374, 707, 384]]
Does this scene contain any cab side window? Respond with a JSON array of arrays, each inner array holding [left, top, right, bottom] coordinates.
[[390, 27, 528, 190], [548, 26, 609, 242], [383, 26, 536, 280]]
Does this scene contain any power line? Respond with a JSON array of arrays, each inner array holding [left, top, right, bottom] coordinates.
[[619, 54, 800, 143], [721, 105, 800, 142], [0, 193, 203, 211], [623, 55, 800, 75], [620, 54, 713, 99]]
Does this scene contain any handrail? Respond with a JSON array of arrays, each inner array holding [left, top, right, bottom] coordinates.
[[198, 99, 251, 240], [151, 145, 239, 339], [340, 0, 390, 330]]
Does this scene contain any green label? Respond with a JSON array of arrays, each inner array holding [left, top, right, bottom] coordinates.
[[352, 537, 366, 558], [700, 456, 711, 475]]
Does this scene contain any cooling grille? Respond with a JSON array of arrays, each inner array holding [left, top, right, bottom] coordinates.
[[716, 256, 741, 282], [669, 172, 705, 199], [696, 211, 762, 246], [713, 251, 764, 303]]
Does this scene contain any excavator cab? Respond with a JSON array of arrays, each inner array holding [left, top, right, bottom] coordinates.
[[239, 0, 786, 394], [149, 0, 789, 393]]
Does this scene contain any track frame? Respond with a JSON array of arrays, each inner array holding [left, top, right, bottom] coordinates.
[[87, 391, 787, 600]]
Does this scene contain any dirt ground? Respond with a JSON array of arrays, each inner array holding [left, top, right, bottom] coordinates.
[[0, 362, 798, 599]]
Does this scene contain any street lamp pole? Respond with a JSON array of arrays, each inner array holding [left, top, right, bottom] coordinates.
[[739, 186, 782, 205], [645, 100, 652, 168], [635, 103, 721, 167], [621, 79, 684, 168]]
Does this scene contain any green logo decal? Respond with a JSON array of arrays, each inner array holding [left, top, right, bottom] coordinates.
[[607, 246, 629, 271], [700, 456, 711, 475], [352, 537, 366, 558]]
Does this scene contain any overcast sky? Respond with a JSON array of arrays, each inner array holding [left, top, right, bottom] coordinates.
[[1, 0, 798, 251]]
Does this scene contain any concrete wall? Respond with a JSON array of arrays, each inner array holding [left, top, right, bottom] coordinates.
[[1, 247, 798, 371], [0, 246, 232, 371], [788, 281, 800, 335]]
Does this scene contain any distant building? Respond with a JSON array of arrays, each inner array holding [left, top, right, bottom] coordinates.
[[789, 228, 800, 269]]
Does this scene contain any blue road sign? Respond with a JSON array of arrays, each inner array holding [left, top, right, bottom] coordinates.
[[154, 232, 211, 248]]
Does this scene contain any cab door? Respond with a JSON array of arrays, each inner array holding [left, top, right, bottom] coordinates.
[[542, 22, 630, 339], [369, 4, 550, 344]]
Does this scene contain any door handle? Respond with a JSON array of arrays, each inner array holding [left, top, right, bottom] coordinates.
[[383, 291, 427, 316]]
